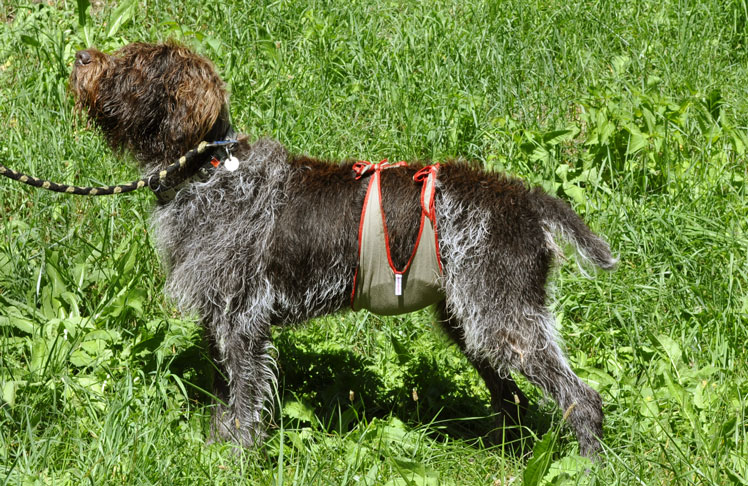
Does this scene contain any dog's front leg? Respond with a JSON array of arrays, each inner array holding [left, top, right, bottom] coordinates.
[[208, 315, 275, 448]]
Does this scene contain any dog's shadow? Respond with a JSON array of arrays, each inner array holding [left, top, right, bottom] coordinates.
[[270, 331, 548, 455], [170, 327, 548, 456]]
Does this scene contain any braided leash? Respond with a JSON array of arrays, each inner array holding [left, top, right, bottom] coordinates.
[[0, 139, 238, 197]]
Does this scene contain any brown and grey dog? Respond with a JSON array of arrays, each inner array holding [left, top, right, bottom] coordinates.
[[70, 41, 616, 457]]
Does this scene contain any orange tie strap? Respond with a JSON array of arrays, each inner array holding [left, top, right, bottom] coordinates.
[[352, 159, 408, 179]]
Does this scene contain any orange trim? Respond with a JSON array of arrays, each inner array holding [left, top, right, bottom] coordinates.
[[351, 169, 378, 308], [377, 168, 426, 275], [413, 164, 442, 272]]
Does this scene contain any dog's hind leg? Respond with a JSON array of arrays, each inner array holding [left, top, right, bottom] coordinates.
[[504, 306, 603, 458], [442, 294, 602, 456], [435, 301, 529, 430]]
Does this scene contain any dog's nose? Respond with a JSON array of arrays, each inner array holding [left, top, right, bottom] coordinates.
[[75, 50, 92, 66]]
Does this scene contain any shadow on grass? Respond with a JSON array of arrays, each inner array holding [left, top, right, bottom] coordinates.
[[273, 332, 548, 456], [165, 327, 549, 458]]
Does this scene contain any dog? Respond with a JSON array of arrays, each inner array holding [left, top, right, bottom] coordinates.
[[69, 41, 616, 457]]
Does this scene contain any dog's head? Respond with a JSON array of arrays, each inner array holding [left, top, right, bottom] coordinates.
[[70, 42, 231, 172]]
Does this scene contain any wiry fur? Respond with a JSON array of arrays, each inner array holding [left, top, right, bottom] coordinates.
[[70, 42, 617, 457]]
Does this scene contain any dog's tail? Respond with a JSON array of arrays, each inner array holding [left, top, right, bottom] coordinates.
[[532, 189, 618, 271]]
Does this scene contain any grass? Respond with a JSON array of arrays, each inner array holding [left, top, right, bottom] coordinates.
[[1, 0, 747, 484]]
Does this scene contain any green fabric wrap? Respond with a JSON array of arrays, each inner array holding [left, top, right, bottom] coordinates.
[[352, 165, 444, 315]]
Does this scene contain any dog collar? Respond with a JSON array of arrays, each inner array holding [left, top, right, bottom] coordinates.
[[153, 138, 238, 204]]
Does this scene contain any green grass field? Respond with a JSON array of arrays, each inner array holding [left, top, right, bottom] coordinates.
[[1, 1, 746, 484]]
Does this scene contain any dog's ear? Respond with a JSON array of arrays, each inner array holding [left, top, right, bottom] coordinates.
[[204, 104, 233, 141]]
